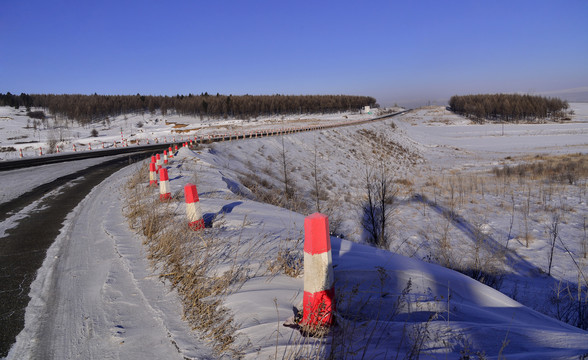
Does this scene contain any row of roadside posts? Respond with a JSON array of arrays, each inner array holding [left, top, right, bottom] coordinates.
[[148, 142, 336, 331]]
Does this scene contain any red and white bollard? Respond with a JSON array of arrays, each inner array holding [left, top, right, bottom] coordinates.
[[151, 155, 156, 164], [149, 162, 157, 186], [168, 146, 173, 158], [39, 147, 43, 156], [156, 153, 162, 170], [73, 144, 77, 152], [184, 183, 204, 230], [102, 142, 105, 149], [163, 150, 168, 164], [56, 145, 60, 153], [19, 149, 23, 158], [301, 213, 335, 328], [88, 143, 92, 151], [159, 168, 171, 200]]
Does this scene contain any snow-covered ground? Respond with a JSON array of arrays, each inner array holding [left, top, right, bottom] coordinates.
[[2, 104, 588, 358]]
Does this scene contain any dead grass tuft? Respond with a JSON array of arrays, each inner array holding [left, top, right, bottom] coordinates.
[[492, 153, 588, 185]]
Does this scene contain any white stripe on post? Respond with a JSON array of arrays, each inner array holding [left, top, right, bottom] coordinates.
[[159, 168, 171, 200], [149, 162, 157, 186], [156, 154, 162, 170], [302, 213, 335, 327], [184, 183, 204, 230], [163, 150, 168, 164]]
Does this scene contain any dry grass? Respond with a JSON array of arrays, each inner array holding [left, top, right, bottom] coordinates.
[[268, 236, 304, 278], [123, 164, 243, 356], [237, 167, 309, 214], [356, 128, 422, 165], [493, 153, 588, 185]]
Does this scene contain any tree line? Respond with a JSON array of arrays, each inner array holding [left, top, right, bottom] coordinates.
[[0, 92, 377, 124], [448, 93, 571, 122]]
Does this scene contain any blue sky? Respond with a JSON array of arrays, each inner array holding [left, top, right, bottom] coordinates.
[[1, 0, 587, 107]]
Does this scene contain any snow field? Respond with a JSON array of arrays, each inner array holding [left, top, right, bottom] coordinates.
[[120, 131, 587, 358]]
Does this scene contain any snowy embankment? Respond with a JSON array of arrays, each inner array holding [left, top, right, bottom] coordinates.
[[142, 144, 588, 358]]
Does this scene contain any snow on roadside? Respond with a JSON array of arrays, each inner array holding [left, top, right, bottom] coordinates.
[[6, 162, 214, 360]]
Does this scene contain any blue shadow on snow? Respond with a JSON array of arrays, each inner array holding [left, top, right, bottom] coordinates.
[[203, 201, 243, 228]]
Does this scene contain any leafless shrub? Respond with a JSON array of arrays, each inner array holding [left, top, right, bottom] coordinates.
[[361, 164, 398, 249], [549, 280, 588, 330], [268, 237, 304, 278]]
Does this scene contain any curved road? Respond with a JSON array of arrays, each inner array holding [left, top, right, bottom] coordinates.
[[0, 151, 155, 357]]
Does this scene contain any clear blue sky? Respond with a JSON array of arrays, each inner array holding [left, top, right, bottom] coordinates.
[[1, 0, 587, 107]]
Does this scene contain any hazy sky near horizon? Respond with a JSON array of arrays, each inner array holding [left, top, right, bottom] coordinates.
[[1, 0, 587, 107]]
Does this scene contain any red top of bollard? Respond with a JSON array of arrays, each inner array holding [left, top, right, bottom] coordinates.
[[149, 162, 156, 171], [164, 150, 167, 155], [151, 156, 156, 163], [304, 213, 331, 255], [156, 154, 161, 160], [184, 183, 199, 203]]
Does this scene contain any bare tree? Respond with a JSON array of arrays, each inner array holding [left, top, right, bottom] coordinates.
[[506, 192, 515, 250], [279, 133, 291, 204], [583, 216, 587, 259], [311, 135, 322, 213], [547, 213, 560, 276], [361, 163, 397, 249]]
